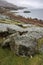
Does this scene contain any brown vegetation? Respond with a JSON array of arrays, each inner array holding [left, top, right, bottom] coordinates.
[[0, 8, 43, 27], [3, 12, 43, 27]]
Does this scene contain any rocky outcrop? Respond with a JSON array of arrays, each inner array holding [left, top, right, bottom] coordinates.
[[0, 23, 43, 57], [1, 30, 43, 57]]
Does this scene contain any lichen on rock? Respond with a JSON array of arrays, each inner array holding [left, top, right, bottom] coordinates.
[[1, 24, 43, 57]]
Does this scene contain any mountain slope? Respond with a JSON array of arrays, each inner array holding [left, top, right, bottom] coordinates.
[[0, 0, 19, 10]]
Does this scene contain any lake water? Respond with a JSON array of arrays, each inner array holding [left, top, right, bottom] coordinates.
[[14, 9, 43, 20]]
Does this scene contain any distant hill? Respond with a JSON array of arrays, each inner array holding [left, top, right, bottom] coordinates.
[[0, 0, 24, 10]]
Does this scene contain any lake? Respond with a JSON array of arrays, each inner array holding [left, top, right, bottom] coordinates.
[[14, 9, 43, 20]]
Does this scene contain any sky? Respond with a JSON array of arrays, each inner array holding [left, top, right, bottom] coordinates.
[[6, 0, 43, 9]]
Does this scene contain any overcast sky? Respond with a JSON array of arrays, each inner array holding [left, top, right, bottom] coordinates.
[[6, 0, 43, 9]]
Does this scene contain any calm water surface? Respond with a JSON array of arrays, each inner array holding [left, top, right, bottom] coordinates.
[[15, 9, 43, 20]]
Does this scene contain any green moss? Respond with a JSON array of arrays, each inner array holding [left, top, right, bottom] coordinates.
[[0, 38, 4, 45], [0, 46, 43, 65], [37, 38, 43, 48], [0, 19, 24, 25]]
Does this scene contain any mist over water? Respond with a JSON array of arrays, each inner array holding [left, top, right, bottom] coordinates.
[[15, 9, 43, 20]]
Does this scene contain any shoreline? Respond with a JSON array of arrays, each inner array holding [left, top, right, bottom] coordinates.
[[0, 8, 43, 27], [0, 13, 43, 27]]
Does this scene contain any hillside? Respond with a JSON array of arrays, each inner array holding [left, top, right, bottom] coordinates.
[[0, 0, 22, 10]]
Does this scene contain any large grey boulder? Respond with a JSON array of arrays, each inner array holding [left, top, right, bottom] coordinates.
[[1, 31, 39, 57], [1, 24, 43, 57]]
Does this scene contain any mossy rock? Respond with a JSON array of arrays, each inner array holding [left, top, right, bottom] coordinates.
[[37, 38, 43, 48]]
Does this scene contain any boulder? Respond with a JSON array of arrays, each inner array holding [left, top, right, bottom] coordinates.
[[1, 25, 43, 57], [1, 31, 39, 57]]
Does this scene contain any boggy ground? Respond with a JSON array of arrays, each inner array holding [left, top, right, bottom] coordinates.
[[0, 46, 43, 65]]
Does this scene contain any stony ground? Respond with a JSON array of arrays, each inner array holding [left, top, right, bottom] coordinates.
[[0, 19, 43, 65]]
